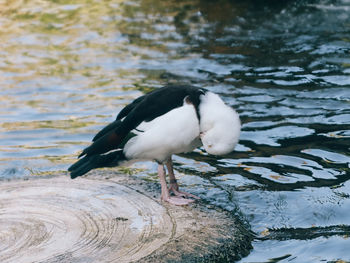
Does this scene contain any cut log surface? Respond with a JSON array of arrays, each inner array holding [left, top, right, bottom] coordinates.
[[0, 173, 252, 263]]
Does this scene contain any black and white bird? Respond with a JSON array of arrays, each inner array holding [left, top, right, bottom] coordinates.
[[68, 85, 241, 205]]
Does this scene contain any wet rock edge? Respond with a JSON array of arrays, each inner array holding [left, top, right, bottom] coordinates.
[[93, 170, 253, 263], [6, 171, 253, 262]]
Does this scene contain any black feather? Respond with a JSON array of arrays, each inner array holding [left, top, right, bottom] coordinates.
[[92, 119, 122, 142], [78, 130, 126, 158], [69, 150, 126, 179], [116, 95, 145, 120]]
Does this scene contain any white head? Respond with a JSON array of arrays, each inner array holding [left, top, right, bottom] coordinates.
[[199, 92, 241, 155]]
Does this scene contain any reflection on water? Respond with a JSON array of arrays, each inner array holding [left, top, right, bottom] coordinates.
[[0, 0, 349, 261]]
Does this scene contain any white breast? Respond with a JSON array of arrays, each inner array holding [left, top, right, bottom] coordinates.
[[123, 103, 201, 162]]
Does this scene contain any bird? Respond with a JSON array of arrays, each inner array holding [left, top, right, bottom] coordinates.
[[68, 85, 241, 205]]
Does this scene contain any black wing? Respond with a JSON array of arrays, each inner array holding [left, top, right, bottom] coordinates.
[[120, 85, 205, 130], [92, 85, 205, 146], [92, 95, 146, 142]]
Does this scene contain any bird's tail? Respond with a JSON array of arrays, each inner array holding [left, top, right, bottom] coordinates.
[[68, 149, 126, 179]]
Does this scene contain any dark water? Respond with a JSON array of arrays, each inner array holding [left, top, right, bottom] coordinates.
[[0, 0, 349, 261]]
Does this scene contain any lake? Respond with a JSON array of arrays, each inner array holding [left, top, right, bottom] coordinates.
[[0, 0, 349, 262]]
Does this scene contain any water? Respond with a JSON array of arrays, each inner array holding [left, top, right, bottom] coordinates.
[[0, 0, 349, 261]]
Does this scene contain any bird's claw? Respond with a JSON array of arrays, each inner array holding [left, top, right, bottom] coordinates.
[[161, 196, 195, 206], [169, 188, 200, 200]]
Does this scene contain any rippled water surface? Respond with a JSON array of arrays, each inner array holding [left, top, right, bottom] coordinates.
[[0, 0, 349, 262]]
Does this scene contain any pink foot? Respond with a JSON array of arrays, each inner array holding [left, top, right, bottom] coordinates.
[[171, 189, 200, 200], [161, 196, 195, 206], [169, 185, 200, 200]]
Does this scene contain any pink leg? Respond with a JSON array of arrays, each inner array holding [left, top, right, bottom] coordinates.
[[165, 158, 200, 200], [157, 164, 194, 206]]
